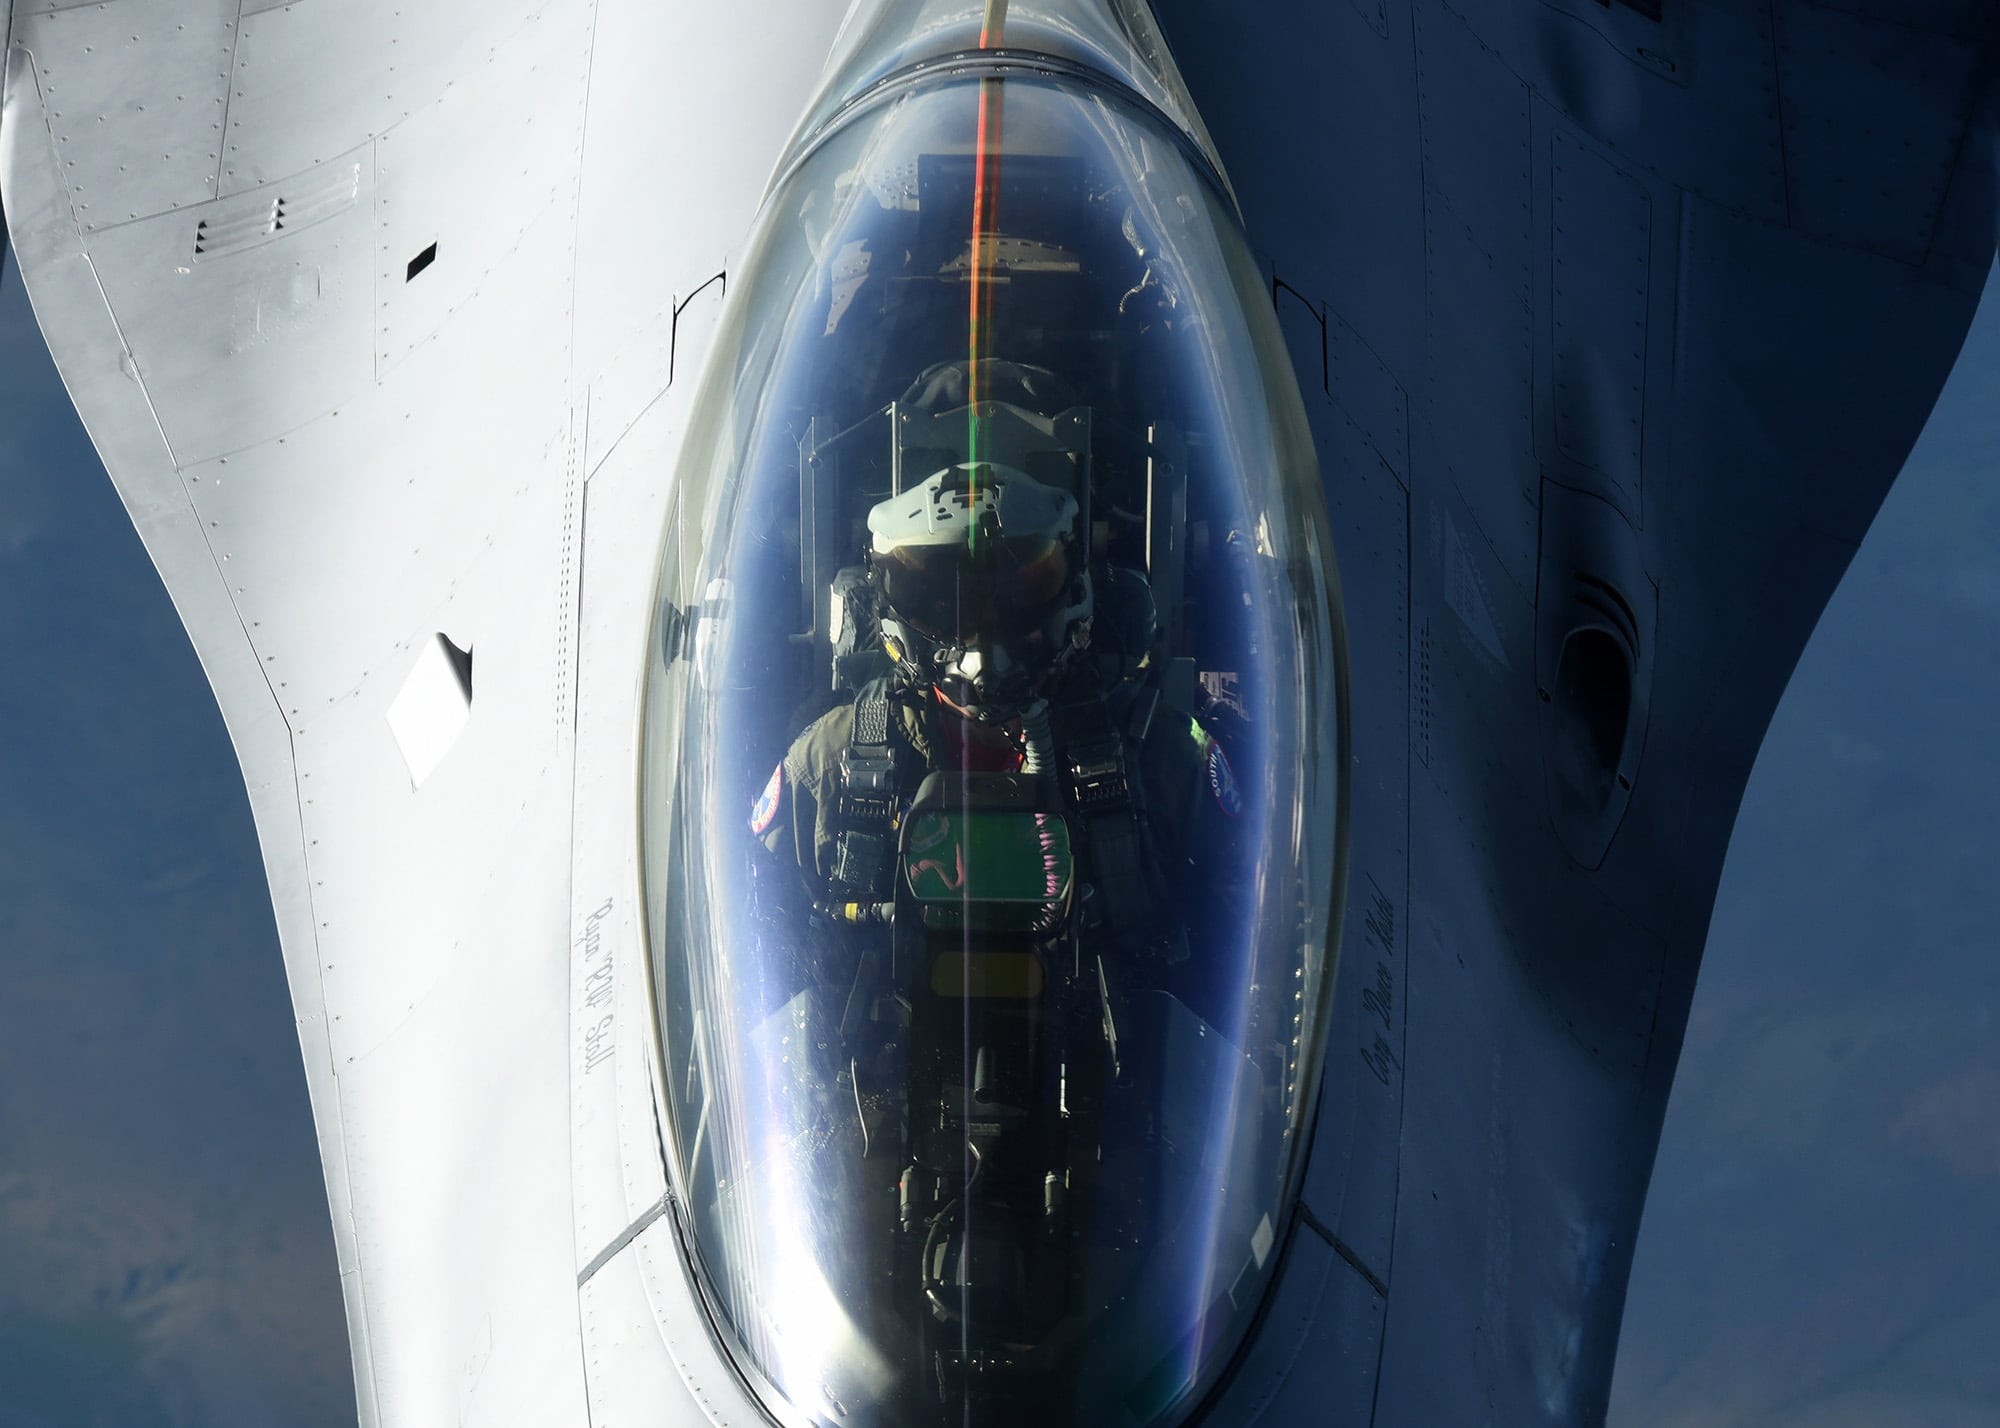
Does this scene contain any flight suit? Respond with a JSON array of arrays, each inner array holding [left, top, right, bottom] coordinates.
[[750, 670, 1247, 945]]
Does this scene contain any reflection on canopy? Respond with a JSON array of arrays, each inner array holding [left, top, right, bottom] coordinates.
[[641, 7, 1347, 1426]]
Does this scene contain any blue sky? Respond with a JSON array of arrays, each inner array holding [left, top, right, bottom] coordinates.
[[1, 241, 1996, 1426]]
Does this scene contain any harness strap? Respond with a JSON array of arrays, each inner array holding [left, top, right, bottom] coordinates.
[[1053, 691, 1155, 942], [830, 678, 905, 902]]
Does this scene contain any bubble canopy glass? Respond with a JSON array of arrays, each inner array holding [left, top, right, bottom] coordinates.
[[641, 14, 1347, 1428]]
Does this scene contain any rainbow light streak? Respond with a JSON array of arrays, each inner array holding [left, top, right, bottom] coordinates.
[[965, 0, 1010, 533], [958, 10, 1011, 1317]]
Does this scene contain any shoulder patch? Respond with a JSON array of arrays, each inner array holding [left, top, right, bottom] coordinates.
[[750, 762, 785, 836], [1207, 740, 1243, 818]]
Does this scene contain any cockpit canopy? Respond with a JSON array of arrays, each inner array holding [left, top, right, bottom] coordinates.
[[641, 13, 1347, 1427]]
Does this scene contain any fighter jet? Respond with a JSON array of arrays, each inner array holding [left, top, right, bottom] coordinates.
[[2, 0, 1994, 1424]]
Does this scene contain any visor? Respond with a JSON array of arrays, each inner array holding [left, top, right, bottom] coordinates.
[[877, 534, 1070, 643]]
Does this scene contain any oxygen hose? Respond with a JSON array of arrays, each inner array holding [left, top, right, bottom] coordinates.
[[1019, 697, 1055, 773], [921, 1139, 986, 1325]]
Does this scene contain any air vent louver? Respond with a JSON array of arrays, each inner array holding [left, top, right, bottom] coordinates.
[[192, 162, 360, 262]]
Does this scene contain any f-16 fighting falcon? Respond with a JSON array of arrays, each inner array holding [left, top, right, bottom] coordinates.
[[2, 0, 1996, 1424]]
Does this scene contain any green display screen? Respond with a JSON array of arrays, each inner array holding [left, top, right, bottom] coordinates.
[[902, 809, 1074, 929]]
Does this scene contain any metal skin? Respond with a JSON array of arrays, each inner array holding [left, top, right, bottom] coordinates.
[[1, 1, 1995, 1427]]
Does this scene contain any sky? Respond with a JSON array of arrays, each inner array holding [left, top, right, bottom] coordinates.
[[1, 239, 1998, 1426]]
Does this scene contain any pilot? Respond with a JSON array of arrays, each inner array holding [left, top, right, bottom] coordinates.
[[748, 458, 1246, 954]]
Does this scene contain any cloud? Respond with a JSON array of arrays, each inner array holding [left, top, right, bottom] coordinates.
[[0, 520, 43, 557], [0, 1308, 184, 1428]]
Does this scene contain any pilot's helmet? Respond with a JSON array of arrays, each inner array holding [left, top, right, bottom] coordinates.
[[868, 463, 1092, 720]]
